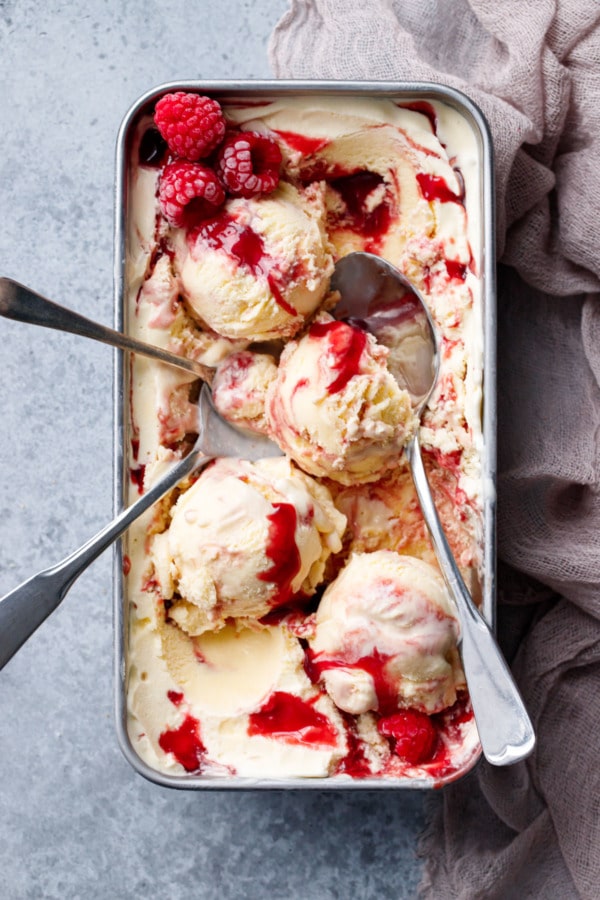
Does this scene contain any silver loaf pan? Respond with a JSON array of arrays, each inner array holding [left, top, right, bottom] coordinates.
[[113, 81, 496, 790]]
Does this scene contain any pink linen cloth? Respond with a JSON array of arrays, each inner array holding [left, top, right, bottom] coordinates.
[[270, 3, 600, 897]]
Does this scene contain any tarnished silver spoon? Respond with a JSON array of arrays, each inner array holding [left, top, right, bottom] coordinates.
[[332, 252, 535, 767]]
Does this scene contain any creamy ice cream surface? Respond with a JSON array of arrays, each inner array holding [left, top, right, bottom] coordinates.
[[150, 456, 346, 633], [175, 181, 334, 341], [309, 551, 465, 716], [121, 89, 487, 783], [212, 350, 277, 434], [266, 312, 417, 484]]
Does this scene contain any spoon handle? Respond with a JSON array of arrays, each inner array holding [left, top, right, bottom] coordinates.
[[0, 277, 212, 382], [0, 449, 213, 671], [406, 434, 535, 766]]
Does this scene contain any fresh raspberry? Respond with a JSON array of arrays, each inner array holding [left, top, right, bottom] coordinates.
[[158, 162, 225, 228], [154, 92, 226, 161], [215, 131, 282, 198], [377, 710, 438, 765]]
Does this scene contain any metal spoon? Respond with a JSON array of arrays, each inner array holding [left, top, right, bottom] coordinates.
[[0, 279, 282, 669], [0, 384, 280, 670], [0, 277, 214, 382], [332, 252, 535, 767]]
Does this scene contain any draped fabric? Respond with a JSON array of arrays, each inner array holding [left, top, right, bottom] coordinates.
[[270, 4, 600, 896]]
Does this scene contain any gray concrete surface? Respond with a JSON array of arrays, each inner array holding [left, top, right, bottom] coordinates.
[[0, 2, 427, 897]]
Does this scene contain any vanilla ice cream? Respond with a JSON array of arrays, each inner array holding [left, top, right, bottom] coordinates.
[[175, 181, 334, 341], [212, 350, 278, 434], [129, 620, 348, 778], [150, 456, 346, 633], [309, 551, 465, 716], [266, 313, 417, 484], [121, 89, 487, 784]]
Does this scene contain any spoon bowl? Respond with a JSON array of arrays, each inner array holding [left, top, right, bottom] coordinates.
[[333, 252, 535, 766], [331, 251, 438, 408]]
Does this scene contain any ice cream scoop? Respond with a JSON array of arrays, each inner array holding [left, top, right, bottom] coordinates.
[[175, 182, 334, 342], [331, 252, 535, 766], [0, 379, 283, 670], [309, 551, 464, 716], [331, 252, 438, 406], [151, 456, 346, 633], [265, 313, 417, 485], [212, 350, 278, 434]]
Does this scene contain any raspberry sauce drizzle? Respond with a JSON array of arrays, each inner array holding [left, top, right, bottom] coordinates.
[[159, 712, 205, 772], [189, 213, 297, 315], [259, 502, 301, 606], [416, 173, 463, 205], [336, 727, 373, 777], [309, 319, 367, 394], [138, 127, 169, 167], [445, 259, 467, 281], [418, 695, 475, 777], [305, 647, 399, 715], [330, 171, 390, 236], [296, 161, 393, 250], [247, 691, 339, 747], [274, 129, 330, 155], [167, 690, 184, 706], [130, 464, 146, 494], [400, 101, 438, 135]]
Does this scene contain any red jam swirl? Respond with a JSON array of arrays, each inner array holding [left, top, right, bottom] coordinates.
[[445, 259, 467, 281], [129, 464, 146, 495], [305, 647, 399, 716], [259, 502, 302, 606], [189, 213, 297, 315], [309, 319, 367, 394], [138, 127, 168, 167], [400, 101, 438, 134], [247, 691, 339, 747], [158, 712, 205, 772], [416, 172, 463, 205], [336, 727, 373, 778], [167, 690, 184, 706], [330, 171, 391, 239], [274, 129, 330, 155]]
